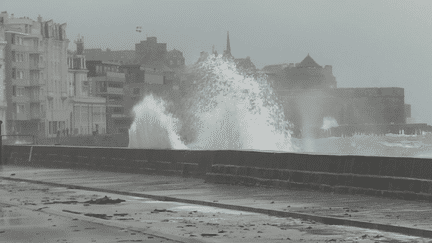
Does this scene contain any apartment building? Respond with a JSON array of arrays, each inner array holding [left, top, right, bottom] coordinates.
[[0, 12, 71, 136], [0, 12, 106, 137], [0, 23, 6, 134], [67, 36, 106, 136], [87, 60, 127, 134]]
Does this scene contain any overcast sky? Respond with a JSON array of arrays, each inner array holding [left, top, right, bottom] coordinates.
[[3, 0, 432, 124]]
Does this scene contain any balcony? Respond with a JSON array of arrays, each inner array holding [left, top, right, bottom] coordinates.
[[11, 45, 37, 52], [30, 93, 45, 103], [106, 71, 126, 82], [12, 96, 30, 103], [14, 112, 30, 121], [47, 92, 54, 99], [107, 87, 124, 95], [12, 61, 27, 69], [30, 78, 45, 86], [30, 61, 44, 70], [30, 112, 46, 119], [106, 99, 124, 106], [61, 92, 68, 99], [12, 79, 30, 86]]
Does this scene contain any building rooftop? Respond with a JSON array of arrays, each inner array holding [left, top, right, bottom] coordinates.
[[297, 54, 322, 68]]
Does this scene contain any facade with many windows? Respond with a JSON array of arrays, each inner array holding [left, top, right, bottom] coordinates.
[[0, 23, 6, 134], [87, 60, 127, 134], [1, 12, 69, 137], [0, 11, 106, 137], [67, 36, 106, 136]]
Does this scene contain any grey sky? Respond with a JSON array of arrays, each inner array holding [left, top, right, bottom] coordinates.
[[3, 0, 432, 124]]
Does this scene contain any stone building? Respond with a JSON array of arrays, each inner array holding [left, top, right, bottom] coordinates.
[[135, 37, 167, 66], [263, 54, 337, 89], [278, 87, 406, 135]]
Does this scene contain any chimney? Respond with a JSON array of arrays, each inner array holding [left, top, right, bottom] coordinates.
[[37, 15, 42, 22], [75, 35, 84, 55]]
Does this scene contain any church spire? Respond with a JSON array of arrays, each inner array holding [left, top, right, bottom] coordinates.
[[224, 31, 231, 57]]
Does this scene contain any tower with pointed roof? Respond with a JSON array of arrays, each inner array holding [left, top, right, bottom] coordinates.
[[223, 31, 232, 58], [262, 53, 336, 89]]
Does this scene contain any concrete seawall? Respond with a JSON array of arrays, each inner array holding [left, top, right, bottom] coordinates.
[[4, 145, 432, 201], [3, 145, 212, 178]]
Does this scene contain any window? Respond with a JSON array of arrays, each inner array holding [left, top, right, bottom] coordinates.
[[17, 70, 24, 79], [53, 121, 58, 133], [12, 68, 16, 79], [17, 104, 25, 113], [12, 86, 16, 96], [113, 107, 123, 113], [15, 36, 23, 45], [17, 87, 25, 96], [133, 88, 140, 95], [15, 53, 24, 62]]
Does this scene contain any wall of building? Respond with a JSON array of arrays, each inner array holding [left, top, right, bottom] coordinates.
[[1, 13, 71, 137], [279, 87, 406, 133], [165, 49, 185, 69], [264, 55, 337, 90], [135, 37, 167, 65], [0, 26, 7, 134], [87, 64, 127, 134]]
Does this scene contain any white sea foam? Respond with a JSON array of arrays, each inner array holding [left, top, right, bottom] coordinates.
[[128, 55, 297, 152]]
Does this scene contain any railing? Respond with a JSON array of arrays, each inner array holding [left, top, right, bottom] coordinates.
[[12, 78, 30, 86], [30, 93, 45, 103], [30, 78, 45, 86], [35, 133, 129, 147], [107, 87, 123, 95], [30, 62, 44, 69], [294, 123, 432, 139], [106, 71, 125, 79], [30, 111, 46, 119]]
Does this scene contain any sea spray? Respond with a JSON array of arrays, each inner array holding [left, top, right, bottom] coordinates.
[[321, 117, 339, 131], [128, 54, 298, 152], [128, 94, 187, 149]]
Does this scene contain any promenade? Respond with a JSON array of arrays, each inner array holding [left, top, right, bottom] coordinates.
[[1, 165, 432, 242]]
